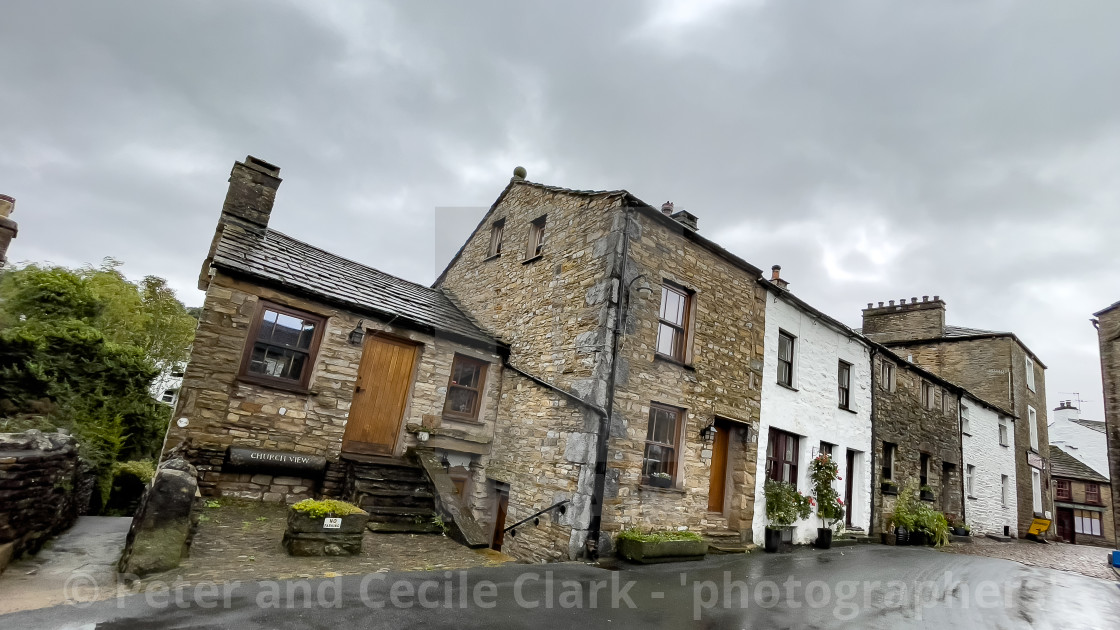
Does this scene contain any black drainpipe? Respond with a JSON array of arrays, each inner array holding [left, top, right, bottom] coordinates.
[[869, 347, 878, 535], [585, 205, 633, 559]]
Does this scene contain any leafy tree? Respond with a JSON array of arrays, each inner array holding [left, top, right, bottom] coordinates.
[[0, 261, 197, 508]]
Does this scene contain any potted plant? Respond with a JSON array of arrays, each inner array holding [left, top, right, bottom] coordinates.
[[648, 472, 673, 489], [809, 453, 845, 549], [283, 499, 368, 556], [764, 479, 812, 552], [889, 481, 918, 545], [615, 528, 708, 563], [919, 485, 935, 502], [880, 478, 898, 495]]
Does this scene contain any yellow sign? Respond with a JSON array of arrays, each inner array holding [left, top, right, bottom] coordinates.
[[1028, 518, 1051, 535]]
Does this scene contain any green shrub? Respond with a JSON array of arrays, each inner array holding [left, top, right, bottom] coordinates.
[[810, 453, 845, 530], [764, 479, 812, 528], [888, 480, 951, 546], [290, 499, 365, 519], [616, 528, 703, 543]]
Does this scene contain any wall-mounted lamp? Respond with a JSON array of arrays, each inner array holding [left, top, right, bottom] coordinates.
[[700, 423, 718, 447], [348, 320, 365, 345]]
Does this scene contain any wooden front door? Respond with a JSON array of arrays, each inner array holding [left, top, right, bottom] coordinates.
[[844, 450, 856, 528], [707, 419, 732, 513], [491, 485, 509, 551], [342, 335, 418, 455]]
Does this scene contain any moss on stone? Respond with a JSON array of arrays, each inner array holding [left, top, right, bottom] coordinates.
[[290, 499, 364, 519]]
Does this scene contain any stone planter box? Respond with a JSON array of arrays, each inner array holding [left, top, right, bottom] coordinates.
[[616, 538, 707, 564], [283, 508, 368, 556]]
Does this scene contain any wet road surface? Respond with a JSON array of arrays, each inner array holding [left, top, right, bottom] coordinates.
[[2, 544, 1117, 629]]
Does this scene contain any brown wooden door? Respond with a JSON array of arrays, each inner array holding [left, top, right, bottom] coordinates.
[[707, 420, 732, 513], [1056, 508, 1074, 543], [844, 450, 856, 528], [342, 335, 418, 455], [491, 486, 509, 550]]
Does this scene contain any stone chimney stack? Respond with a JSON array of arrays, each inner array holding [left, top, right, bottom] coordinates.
[[220, 156, 282, 229], [861, 295, 946, 342], [0, 194, 18, 268], [1051, 400, 1080, 424], [771, 265, 789, 290]]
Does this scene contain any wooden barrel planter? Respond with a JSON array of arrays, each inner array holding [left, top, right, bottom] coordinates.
[[283, 500, 368, 557]]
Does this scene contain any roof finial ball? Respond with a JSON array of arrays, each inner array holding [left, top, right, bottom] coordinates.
[[512, 166, 527, 181]]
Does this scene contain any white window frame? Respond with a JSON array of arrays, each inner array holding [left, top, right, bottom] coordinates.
[[960, 405, 971, 435], [1028, 406, 1038, 451], [1031, 469, 1042, 514], [880, 360, 895, 392], [998, 418, 1009, 446], [1025, 356, 1036, 392], [965, 464, 975, 497], [1001, 474, 1009, 507]]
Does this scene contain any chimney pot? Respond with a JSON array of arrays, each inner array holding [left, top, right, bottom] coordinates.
[[889, 300, 895, 306], [0, 194, 14, 218], [878, 302, 884, 307], [934, 295, 939, 301], [922, 295, 929, 302], [867, 303, 873, 309], [661, 201, 674, 215], [771, 265, 781, 280], [911, 297, 918, 304]]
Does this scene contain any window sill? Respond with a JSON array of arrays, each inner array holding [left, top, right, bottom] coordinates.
[[777, 382, 799, 393], [1000, 443, 1010, 448], [442, 415, 484, 426], [639, 484, 686, 495], [967, 495, 978, 501], [839, 406, 858, 414], [961, 432, 972, 437], [483, 253, 501, 262], [522, 254, 544, 265], [236, 375, 312, 396], [654, 353, 695, 371]]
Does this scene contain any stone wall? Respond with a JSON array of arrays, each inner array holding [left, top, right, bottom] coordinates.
[[1095, 302, 1120, 544], [1057, 478, 1115, 546], [861, 298, 945, 343], [754, 290, 873, 544], [165, 271, 502, 508], [607, 208, 766, 540], [0, 430, 86, 572], [870, 353, 964, 533], [960, 396, 1018, 536]]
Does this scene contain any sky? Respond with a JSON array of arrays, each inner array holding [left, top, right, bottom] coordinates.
[[2, 0, 1118, 419]]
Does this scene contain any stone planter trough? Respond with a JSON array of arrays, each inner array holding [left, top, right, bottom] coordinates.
[[283, 508, 368, 556], [616, 538, 707, 564]]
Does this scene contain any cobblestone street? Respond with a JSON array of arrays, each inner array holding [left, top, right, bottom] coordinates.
[[140, 499, 516, 589], [943, 536, 1119, 582]]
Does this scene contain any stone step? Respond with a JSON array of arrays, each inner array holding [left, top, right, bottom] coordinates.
[[350, 466, 427, 483], [708, 543, 756, 555], [986, 534, 1013, 543], [367, 520, 444, 534], [365, 505, 438, 525], [357, 494, 435, 511]]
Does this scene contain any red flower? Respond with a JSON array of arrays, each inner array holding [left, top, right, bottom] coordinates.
[[837, 476, 842, 481], [837, 499, 844, 505]]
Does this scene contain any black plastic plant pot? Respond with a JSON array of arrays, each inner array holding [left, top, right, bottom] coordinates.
[[816, 528, 833, 549], [764, 527, 783, 552]]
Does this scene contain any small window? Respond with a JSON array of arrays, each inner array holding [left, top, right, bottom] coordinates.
[[643, 403, 682, 484], [526, 215, 546, 259], [656, 283, 692, 362], [160, 389, 177, 404], [443, 354, 488, 420], [960, 405, 971, 434], [920, 453, 930, 486], [998, 418, 1009, 446], [920, 381, 935, 409], [170, 370, 185, 378], [1074, 509, 1102, 536], [241, 302, 324, 390], [1028, 406, 1039, 450], [1055, 478, 1072, 501], [1031, 469, 1042, 513], [777, 331, 796, 387], [1001, 475, 1010, 507], [837, 361, 851, 409], [819, 441, 834, 458], [767, 428, 800, 484], [488, 219, 505, 257], [1025, 356, 1036, 392], [880, 361, 895, 391], [1086, 483, 1101, 505], [941, 389, 950, 413], [965, 464, 975, 497], [882, 442, 897, 481]]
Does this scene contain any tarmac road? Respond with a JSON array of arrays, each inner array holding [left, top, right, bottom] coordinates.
[[2, 544, 1117, 629]]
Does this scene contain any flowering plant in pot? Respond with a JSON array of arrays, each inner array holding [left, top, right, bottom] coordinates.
[[810, 454, 846, 549], [648, 472, 673, 488], [764, 479, 812, 552]]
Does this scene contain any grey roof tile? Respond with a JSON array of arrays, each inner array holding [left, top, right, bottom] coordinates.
[[1071, 419, 1106, 434], [1050, 447, 1109, 483], [212, 222, 499, 347]]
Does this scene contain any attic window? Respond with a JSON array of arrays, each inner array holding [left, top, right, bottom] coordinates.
[[525, 215, 546, 260], [488, 219, 505, 258]]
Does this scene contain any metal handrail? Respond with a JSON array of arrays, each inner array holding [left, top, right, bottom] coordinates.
[[504, 499, 570, 534]]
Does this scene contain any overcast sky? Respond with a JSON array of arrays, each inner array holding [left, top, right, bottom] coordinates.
[[3, 1, 1118, 418]]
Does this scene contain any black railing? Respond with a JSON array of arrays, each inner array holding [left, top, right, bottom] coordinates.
[[505, 500, 570, 536]]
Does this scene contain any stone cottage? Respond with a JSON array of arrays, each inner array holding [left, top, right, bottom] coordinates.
[[959, 393, 1018, 537], [861, 298, 1052, 537], [1050, 446, 1114, 546], [869, 345, 965, 534], [164, 157, 508, 539], [436, 182, 768, 558], [752, 271, 873, 545], [1092, 299, 1120, 543]]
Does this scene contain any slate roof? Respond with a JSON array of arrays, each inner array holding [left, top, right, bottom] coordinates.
[[211, 221, 500, 348], [942, 324, 1009, 338], [1050, 447, 1109, 483], [1072, 419, 1107, 434]]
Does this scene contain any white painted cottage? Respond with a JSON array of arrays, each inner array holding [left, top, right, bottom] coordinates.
[[753, 277, 874, 545], [960, 394, 1019, 536], [1048, 400, 1109, 480]]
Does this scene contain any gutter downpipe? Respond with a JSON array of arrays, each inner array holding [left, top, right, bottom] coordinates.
[[869, 347, 878, 535], [585, 205, 633, 559]]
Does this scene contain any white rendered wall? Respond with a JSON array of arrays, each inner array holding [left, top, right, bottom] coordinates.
[[753, 292, 873, 545], [1048, 417, 1109, 479], [960, 396, 1018, 536]]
